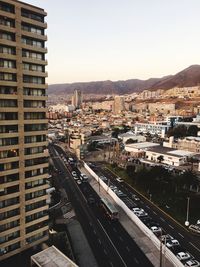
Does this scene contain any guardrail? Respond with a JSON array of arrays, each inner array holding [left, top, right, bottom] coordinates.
[[84, 162, 184, 267]]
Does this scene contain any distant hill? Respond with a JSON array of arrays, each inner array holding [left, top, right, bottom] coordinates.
[[48, 65, 200, 95]]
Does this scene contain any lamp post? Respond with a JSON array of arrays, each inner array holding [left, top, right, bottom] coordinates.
[[185, 197, 190, 227]]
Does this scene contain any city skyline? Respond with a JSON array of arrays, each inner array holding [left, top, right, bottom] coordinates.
[[25, 0, 200, 84]]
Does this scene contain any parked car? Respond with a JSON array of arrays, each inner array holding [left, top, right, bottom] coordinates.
[[176, 252, 192, 261], [131, 194, 140, 201], [71, 171, 77, 177], [184, 260, 200, 267], [116, 177, 124, 183], [161, 234, 174, 243], [76, 180, 82, 185], [150, 226, 162, 236], [166, 239, 180, 249], [132, 207, 144, 213]]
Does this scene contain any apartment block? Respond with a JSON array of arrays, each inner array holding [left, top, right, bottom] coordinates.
[[0, 0, 49, 261]]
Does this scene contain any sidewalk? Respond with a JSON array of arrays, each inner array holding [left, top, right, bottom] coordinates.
[[79, 166, 174, 267]]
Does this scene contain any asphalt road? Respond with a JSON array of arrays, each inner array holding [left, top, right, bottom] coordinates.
[[93, 164, 200, 262], [50, 144, 153, 267]]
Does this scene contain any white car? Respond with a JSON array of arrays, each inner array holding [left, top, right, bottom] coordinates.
[[176, 252, 191, 261], [76, 180, 82, 185], [166, 239, 180, 248], [150, 226, 162, 234], [116, 177, 124, 183], [132, 207, 144, 213], [71, 171, 77, 177], [185, 260, 200, 267]]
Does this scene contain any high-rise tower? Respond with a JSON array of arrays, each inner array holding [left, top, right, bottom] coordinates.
[[0, 0, 49, 260], [71, 89, 82, 109]]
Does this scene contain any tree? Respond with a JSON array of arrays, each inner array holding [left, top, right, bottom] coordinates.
[[126, 165, 135, 178], [187, 125, 198, 137]]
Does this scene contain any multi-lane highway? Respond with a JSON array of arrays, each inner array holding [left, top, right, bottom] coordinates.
[[49, 144, 153, 267], [92, 163, 200, 262]]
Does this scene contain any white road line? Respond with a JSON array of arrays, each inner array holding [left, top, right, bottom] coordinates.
[[104, 249, 108, 255], [98, 238, 102, 245], [126, 246, 130, 252], [113, 227, 117, 232], [178, 232, 184, 238], [109, 261, 114, 267], [97, 219, 128, 267], [168, 224, 174, 229], [153, 211, 157, 215], [93, 230, 96, 235], [119, 236, 123, 242], [160, 217, 165, 222], [134, 258, 139, 265], [146, 206, 150, 209], [189, 242, 200, 253]]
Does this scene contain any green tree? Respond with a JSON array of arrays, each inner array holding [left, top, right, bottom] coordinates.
[[187, 125, 198, 137], [125, 138, 136, 144]]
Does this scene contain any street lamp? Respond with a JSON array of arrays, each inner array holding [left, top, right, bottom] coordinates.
[[185, 197, 190, 227]]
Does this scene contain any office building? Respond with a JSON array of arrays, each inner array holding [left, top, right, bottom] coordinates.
[[71, 89, 82, 109], [0, 0, 49, 261]]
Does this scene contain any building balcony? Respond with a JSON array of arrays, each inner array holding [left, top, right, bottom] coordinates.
[[23, 95, 48, 101], [0, 132, 18, 138], [0, 10, 15, 19], [0, 80, 17, 87], [24, 130, 47, 136], [22, 57, 47, 66], [0, 144, 18, 152], [0, 120, 18, 126], [0, 203, 20, 215], [0, 38, 16, 47], [23, 70, 48, 78], [24, 141, 48, 148], [21, 30, 47, 41], [25, 162, 48, 172], [24, 119, 48, 124], [0, 94, 18, 100], [25, 184, 48, 195], [25, 194, 48, 205], [24, 151, 48, 160], [21, 17, 47, 29], [22, 83, 48, 89], [0, 237, 21, 250], [0, 52, 16, 60], [25, 204, 48, 216], [0, 156, 19, 164], [0, 192, 20, 202], [0, 107, 18, 112], [25, 216, 48, 230], [0, 67, 17, 74], [21, 43, 47, 54], [0, 226, 20, 238], [0, 25, 16, 34], [25, 173, 48, 183], [0, 168, 19, 177], [23, 107, 48, 113]]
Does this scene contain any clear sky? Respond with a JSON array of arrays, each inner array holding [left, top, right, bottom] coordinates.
[[25, 0, 200, 84]]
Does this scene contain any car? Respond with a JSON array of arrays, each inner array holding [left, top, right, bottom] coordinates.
[[110, 185, 117, 190], [161, 234, 174, 243], [116, 177, 124, 183], [150, 226, 162, 235], [176, 252, 191, 261], [184, 260, 200, 267], [132, 207, 144, 213], [76, 179, 82, 185], [73, 176, 79, 180], [71, 171, 77, 177], [131, 194, 140, 201], [166, 239, 180, 248]]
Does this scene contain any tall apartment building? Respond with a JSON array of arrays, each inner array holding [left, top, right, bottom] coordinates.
[[113, 95, 125, 114], [71, 89, 82, 109], [0, 0, 49, 261]]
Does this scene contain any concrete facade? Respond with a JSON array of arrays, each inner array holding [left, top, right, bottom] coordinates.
[[0, 0, 49, 261]]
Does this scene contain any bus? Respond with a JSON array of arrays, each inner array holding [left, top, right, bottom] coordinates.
[[100, 198, 119, 221]]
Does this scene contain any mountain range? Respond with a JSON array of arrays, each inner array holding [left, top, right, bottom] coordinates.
[[48, 65, 200, 95]]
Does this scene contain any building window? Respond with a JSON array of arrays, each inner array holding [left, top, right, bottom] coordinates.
[[22, 50, 44, 60], [22, 23, 43, 35], [23, 63, 43, 72], [0, 2, 15, 13], [0, 59, 16, 68], [21, 9, 44, 22], [22, 37, 43, 48], [0, 31, 15, 41], [0, 73, 16, 81], [23, 75, 44, 84], [0, 16, 15, 27]]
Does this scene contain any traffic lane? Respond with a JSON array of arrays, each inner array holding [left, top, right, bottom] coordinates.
[[78, 175, 153, 266], [52, 147, 153, 267], [98, 166, 200, 260], [51, 151, 129, 267]]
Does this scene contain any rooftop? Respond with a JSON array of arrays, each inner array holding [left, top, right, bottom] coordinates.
[[31, 246, 78, 267], [125, 142, 160, 149]]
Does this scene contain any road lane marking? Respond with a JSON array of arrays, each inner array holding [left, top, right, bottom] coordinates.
[[104, 249, 108, 255], [97, 219, 128, 267], [178, 232, 184, 238], [109, 261, 114, 267], [146, 206, 150, 209], [160, 217, 165, 222], [153, 211, 157, 215], [119, 236, 123, 242], [98, 238, 102, 245], [189, 242, 200, 253], [113, 227, 117, 232], [126, 246, 130, 252], [93, 230, 96, 235], [134, 258, 139, 264], [168, 224, 174, 229]]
